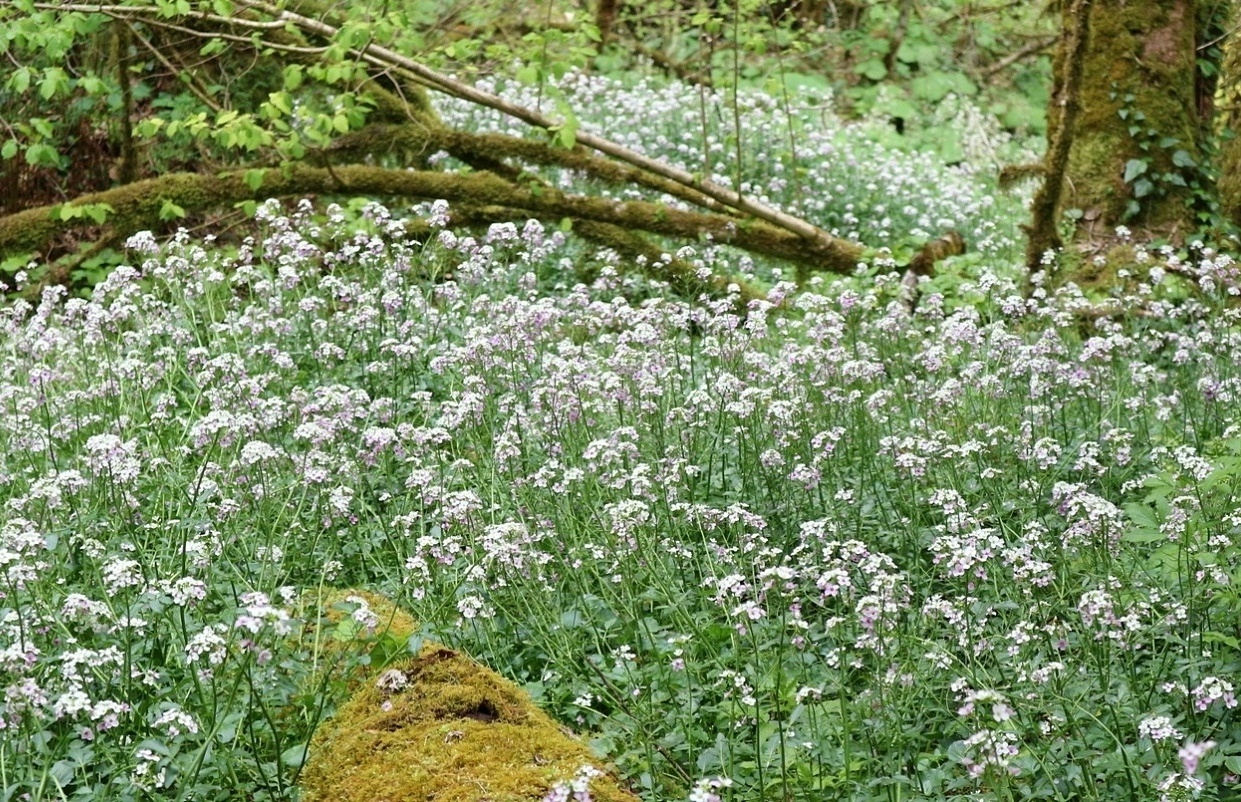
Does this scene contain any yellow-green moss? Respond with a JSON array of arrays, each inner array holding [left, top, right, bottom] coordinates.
[[295, 587, 420, 692], [301, 645, 639, 802], [1218, 6, 1241, 225], [1060, 0, 1200, 228]]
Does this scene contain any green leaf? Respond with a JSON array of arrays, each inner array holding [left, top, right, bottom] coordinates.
[[1172, 149, 1197, 168], [1123, 159, 1147, 183], [0, 140, 16, 160], [83, 203, 113, 224], [24, 142, 60, 167], [1133, 177, 1154, 198], [11, 68, 31, 94], [268, 91, 292, 116], [39, 67, 69, 100], [332, 617, 359, 642], [158, 199, 186, 221], [855, 58, 887, 81], [244, 169, 265, 191], [280, 743, 308, 768]]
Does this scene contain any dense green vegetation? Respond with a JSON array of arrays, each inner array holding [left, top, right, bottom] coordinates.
[[3, 2, 1241, 801]]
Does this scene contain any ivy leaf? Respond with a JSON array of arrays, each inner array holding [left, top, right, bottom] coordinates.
[[1122, 159, 1147, 183], [1172, 149, 1197, 168]]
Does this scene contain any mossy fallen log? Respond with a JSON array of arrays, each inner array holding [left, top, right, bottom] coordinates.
[[329, 124, 735, 217], [0, 164, 861, 287], [298, 591, 638, 802]]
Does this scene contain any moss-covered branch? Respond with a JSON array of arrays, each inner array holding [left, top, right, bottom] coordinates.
[[0, 165, 865, 276], [330, 124, 735, 216]]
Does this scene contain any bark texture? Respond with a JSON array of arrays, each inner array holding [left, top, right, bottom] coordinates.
[[1056, 0, 1200, 230], [1218, 6, 1241, 225]]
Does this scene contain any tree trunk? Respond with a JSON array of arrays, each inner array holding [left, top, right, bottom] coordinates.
[[1218, 6, 1241, 225], [1049, 0, 1201, 235]]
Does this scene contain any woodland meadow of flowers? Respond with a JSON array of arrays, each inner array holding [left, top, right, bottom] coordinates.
[[2, 76, 1241, 802]]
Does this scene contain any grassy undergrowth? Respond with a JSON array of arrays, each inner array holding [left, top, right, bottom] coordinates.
[[1, 197, 1240, 801], [2, 71, 1241, 801]]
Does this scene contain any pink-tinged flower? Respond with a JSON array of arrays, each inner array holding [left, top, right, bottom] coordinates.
[[687, 777, 732, 802], [1178, 740, 1216, 775], [959, 729, 1020, 778], [1138, 715, 1182, 743], [542, 765, 602, 802], [1191, 677, 1236, 712]]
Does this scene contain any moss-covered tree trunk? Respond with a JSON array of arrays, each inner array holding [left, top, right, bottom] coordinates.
[[1049, 0, 1201, 235], [1218, 6, 1241, 224]]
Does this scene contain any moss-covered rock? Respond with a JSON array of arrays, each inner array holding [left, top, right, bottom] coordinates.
[[293, 591, 636, 802], [301, 644, 639, 802]]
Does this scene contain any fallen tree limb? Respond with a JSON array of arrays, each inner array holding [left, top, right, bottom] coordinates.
[[35, 1, 848, 252], [329, 124, 736, 217], [0, 165, 863, 278]]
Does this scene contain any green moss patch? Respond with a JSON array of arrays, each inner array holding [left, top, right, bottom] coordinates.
[[301, 644, 638, 802]]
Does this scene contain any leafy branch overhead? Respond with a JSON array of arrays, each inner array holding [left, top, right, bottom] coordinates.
[[4, 0, 963, 302]]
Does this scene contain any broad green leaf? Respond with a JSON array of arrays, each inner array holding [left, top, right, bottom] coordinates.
[[158, 199, 187, 221], [1123, 159, 1147, 183], [10, 67, 31, 94], [244, 170, 265, 192], [24, 142, 59, 167]]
